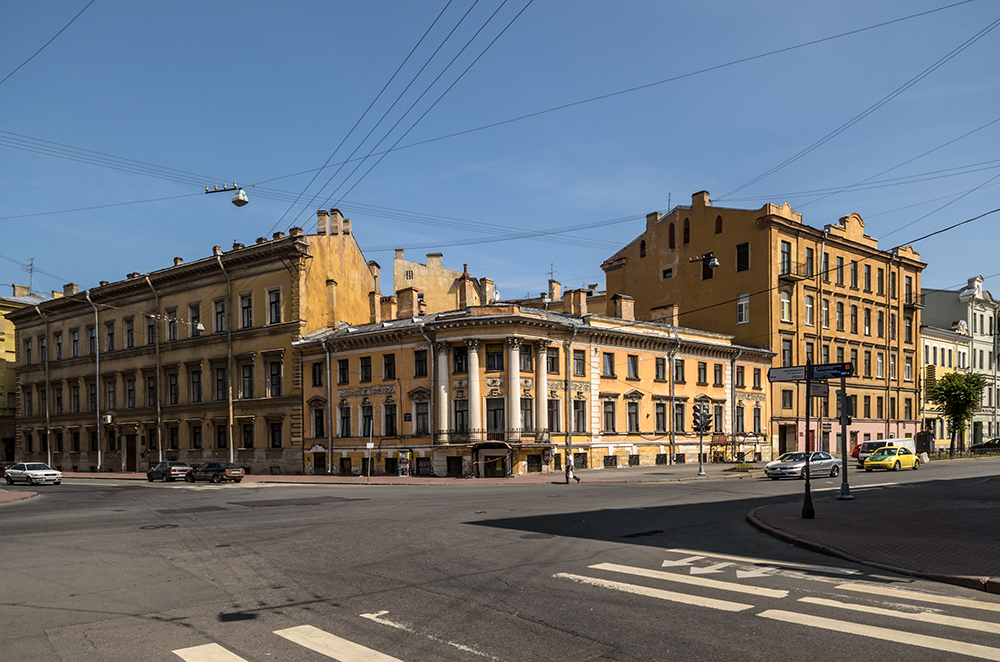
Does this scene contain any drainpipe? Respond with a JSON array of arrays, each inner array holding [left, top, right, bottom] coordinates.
[[34, 306, 52, 467], [324, 340, 333, 474], [144, 277, 164, 466], [215, 255, 235, 464], [564, 326, 579, 471], [84, 291, 101, 470], [419, 324, 435, 448], [669, 324, 680, 464]]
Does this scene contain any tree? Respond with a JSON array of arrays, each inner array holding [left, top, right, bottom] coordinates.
[[927, 372, 987, 455]]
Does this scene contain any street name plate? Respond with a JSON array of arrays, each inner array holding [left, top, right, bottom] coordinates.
[[809, 381, 830, 398], [768, 366, 806, 382], [810, 362, 855, 380]]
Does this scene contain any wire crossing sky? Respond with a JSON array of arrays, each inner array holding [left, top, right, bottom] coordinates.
[[0, 1, 997, 300]]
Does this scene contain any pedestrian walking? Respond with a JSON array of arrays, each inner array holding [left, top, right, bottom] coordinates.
[[565, 460, 580, 484]]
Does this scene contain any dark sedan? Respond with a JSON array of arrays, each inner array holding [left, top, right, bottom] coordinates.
[[184, 462, 244, 483], [147, 461, 193, 482]]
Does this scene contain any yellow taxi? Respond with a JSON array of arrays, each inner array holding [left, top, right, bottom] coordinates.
[[863, 446, 920, 472]]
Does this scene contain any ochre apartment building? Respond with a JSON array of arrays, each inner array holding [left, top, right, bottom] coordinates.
[[602, 190, 925, 456]]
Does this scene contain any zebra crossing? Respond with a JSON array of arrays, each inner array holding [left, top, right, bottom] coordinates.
[[555, 549, 1000, 661], [174, 625, 405, 662]]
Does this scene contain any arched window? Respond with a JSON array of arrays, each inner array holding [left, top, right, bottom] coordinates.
[[683, 218, 690, 244], [668, 223, 676, 249], [715, 216, 723, 234], [639, 240, 646, 258]]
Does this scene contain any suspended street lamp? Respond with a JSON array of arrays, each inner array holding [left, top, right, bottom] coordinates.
[[204, 182, 249, 207]]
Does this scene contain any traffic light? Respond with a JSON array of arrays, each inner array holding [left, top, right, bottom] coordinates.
[[702, 406, 713, 432], [692, 405, 703, 432]]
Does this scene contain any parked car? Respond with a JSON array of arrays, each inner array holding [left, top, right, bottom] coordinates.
[[864, 446, 920, 472], [184, 462, 244, 483], [970, 438, 1000, 454], [147, 461, 194, 482], [4, 462, 62, 486], [0, 462, 11, 477], [856, 441, 892, 467], [764, 451, 839, 480]]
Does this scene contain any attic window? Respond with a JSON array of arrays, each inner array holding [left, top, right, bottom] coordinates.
[[405, 270, 414, 280], [662, 269, 673, 279], [640, 240, 646, 258]]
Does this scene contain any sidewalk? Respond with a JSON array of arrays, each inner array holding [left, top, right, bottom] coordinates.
[[748, 473, 1000, 593]]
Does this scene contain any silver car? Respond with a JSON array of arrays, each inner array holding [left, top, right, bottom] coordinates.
[[764, 452, 839, 480], [4, 462, 63, 486]]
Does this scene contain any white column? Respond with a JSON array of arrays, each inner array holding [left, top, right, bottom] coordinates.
[[535, 339, 550, 438], [467, 339, 481, 441], [507, 337, 521, 438], [436, 343, 449, 442]]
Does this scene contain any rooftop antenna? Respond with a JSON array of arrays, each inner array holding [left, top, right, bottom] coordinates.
[[26, 257, 34, 292]]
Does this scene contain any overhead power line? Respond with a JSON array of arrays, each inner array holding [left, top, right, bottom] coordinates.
[[0, 0, 96, 88]]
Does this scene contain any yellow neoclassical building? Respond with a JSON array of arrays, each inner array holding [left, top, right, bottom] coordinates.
[[1, 286, 50, 462], [294, 294, 773, 477], [602, 190, 926, 456], [6, 211, 379, 474]]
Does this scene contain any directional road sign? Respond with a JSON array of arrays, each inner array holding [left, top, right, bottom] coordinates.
[[810, 362, 855, 380], [768, 366, 807, 382]]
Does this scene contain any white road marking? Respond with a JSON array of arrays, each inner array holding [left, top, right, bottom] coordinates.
[[737, 566, 777, 579], [758, 609, 1000, 661], [660, 555, 704, 568], [590, 562, 788, 598], [666, 548, 859, 575], [275, 625, 404, 661], [173, 643, 248, 662], [555, 572, 753, 612], [839, 582, 1000, 613], [360, 611, 499, 660], [801, 597, 1000, 635], [690, 562, 732, 575]]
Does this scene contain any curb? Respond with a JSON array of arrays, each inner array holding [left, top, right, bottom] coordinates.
[[746, 507, 1000, 594], [0, 490, 39, 505]]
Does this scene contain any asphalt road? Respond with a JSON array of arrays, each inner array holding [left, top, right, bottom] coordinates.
[[3, 459, 1000, 662]]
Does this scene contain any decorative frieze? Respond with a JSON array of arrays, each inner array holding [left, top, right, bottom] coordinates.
[[338, 384, 396, 399]]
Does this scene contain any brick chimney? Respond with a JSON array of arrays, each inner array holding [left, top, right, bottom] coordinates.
[[342, 218, 351, 235], [12, 284, 30, 297], [289, 227, 304, 237], [650, 304, 679, 326], [380, 295, 397, 321], [565, 289, 588, 316], [427, 253, 443, 269], [173, 257, 183, 266], [63, 283, 78, 296], [330, 209, 343, 236], [692, 190, 710, 209], [482, 278, 495, 304], [612, 294, 635, 320], [396, 288, 418, 319], [548, 279, 562, 301], [272, 231, 285, 240], [369, 291, 382, 324], [213, 246, 223, 256], [457, 264, 476, 308], [646, 211, 662, 232], [368, 260, 381, 293], [316, 209, 330, 235]]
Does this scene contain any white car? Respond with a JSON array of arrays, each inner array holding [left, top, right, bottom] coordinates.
[[764, 452, 839, 480], [4, 462, 62, 486]]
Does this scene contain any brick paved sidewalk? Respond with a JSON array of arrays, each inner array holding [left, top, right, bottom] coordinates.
[[748, 475, 1000, 593]]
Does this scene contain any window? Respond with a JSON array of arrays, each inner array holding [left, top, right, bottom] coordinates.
[[627, 355, 639, 379], [106, 323, 115, 351], [55, 388, 63, 414], [383, 354, 395, 380], [877, 310, 884, 338], [805, 296, 814, 326], [147, 376, 157, 407], [655, 402, 667, 432], [454, 400, 468, 432], [453, 346, 468, 373], [713, 364, 723, 386], [521, 398, 534, 432], [850, 261, 858, 288], [313, 407, 326, 438], [360, 356, 372, 382], [683, 218, 690, 244], [905, 317, 912, 343], [627, 402, 639, 432], [805, 247, 814, 277], [269, 362, 282, 397], [71, 330, 79, 357], [864, 264, 871, 291], [337, 359, 349, 384], [835, 302, 844, 331], [737, 293, 749, 323], [24, 339, 31, 365], [662, 268, 673, 279], [822, 344, 830, 364], [736, 243, 750, 271], [547, 347, 560, 374], [697, 362, 708, 384], [190, 305, 201, 337], [268, 289, 281, 324], [864, 308, 871, 335], [125, 381, 133, 409], [822, 252, 830, 282], [890, 271, 897, 298], [864, 396, 871, 418], [877, 268, 884, 295], [736, 366, 745, 388], [753, 407, 762, 434], [602, 401, 616, 432], [519, 344, 533, 372], [191, 370, 202, 403], [851, 349, 858, 369], [734, 404, 745, 434], [484, 345, 502, 372], [822, 299, 830, 329], [215, 367, 226, 401], [850, 305, 858, 334], [216, 426, 227, 449], [214, 300, 226, 332], [836, 257, 844, 285], [655, 357, 666, 381], [674, 403, 685, 432], [340, 406, 351, 437], [361, 405, 374, 437], [805, 342, 814, 365], [167, 310, 177, 341], [574, 349, 586, 376], [753, 368, 761, 389], [864, 351, 872, 377], [89, 327, 97, 354], [170, 427, 180, 451], [147, 317, 156, 344], [890, 313, 896, 340], [405, 269, 414, 281], [240, 294, 253, 328], [602, 353, 615, 377], [877, 352, 884, 378], [702, 258, 714, 280], [384, 403, 398, 436], [674, 359, 685, 383], [715, 216, 723, 234], [782, 340, 792, 367], [415, 349, 429, 376], [780, 241, 792, 274], [548, 399, 561, 433], [780, 291, 791, 322], [574, 400, 588, 432], [877, 397, 884, 420], [415, 402, 429, 435], [240, 364, 254, 399], [668, 223, 675, 248], [269, 422, 281, 449], [168, 373, 179, 404], [55, 333, 62, 360], [890, 353, 896, 380]]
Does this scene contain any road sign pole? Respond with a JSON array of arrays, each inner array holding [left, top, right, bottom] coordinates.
[[802, 363, 815, 519], [697, 405, 706, 476], [838, 374, 853, 500]]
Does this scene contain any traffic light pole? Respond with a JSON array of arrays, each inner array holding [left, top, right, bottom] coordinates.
[[802, 365, 815, 519]]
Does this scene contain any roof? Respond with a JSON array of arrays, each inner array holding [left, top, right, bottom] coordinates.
[[0, 294, 50, 307]]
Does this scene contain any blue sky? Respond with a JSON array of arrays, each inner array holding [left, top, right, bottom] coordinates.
[[1, 0, 997, 301]]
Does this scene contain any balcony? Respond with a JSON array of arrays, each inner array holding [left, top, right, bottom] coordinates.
[[904, 292, 925, 309], [778, 260, 809, 282]]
